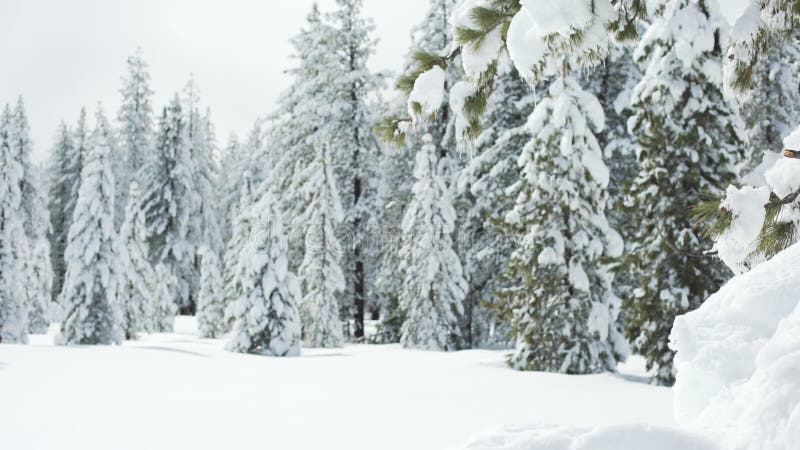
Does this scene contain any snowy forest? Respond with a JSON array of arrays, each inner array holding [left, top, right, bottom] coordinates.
[[1, 1, 799, 449]]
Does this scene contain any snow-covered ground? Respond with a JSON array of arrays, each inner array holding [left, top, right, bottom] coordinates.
[[0, 317, 672, 450]]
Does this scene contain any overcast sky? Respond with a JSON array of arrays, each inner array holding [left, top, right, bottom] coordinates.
[[1, 0, 748, 163], [0, 0, 428, 163]]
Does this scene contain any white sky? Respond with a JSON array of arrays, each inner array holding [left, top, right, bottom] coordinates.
[[0, 0, 429, 163], [1, 0, 749, 163]]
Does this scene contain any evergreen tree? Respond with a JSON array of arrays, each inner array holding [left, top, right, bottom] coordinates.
[[227, 192, 302, 357], [0, 105, 28, 343], [499, 76, 626, 373], [298, 144, 346, 348], [624, 0, 741, 385], [267, 4, 341, 266], [151, 263, 178, 333], [218, 132, 243, 244], [375, 0, 462, 343], [197, 245, 225, 338], [184, 79, 224, 261], [118, 180, 155, 339], [117, 48, 155, 224], [11, 98, 53, 333], [221, 173, 254, 334], [58, 106, 123, 345], [739, 33, 800, 171], [49, 110, 88, 304], [327, 0, 381, 340], [142, 95, 199, 314], [398, 135, 467, 351], [456, 66, 536, 348]]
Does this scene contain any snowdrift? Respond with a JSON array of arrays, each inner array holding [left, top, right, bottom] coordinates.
[[671, 242, 800, 450], [450, 423, 717, 450]]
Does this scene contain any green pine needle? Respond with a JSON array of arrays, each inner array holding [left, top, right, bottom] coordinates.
[[690, 194, 733, 239]]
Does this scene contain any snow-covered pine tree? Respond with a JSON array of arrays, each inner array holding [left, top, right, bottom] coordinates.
[[227, 191, 302, 357], [624, 0, 741, 385], [374, 0, 463, 344], [117, 47, 155, 226], [327, 0, 381, 340], [267, 4, 341, 266], [398, 134, 467, 351], [58, 106, 124, 345], [142, 95, 199, 315], [456, 65, 536, 348], [218, 132, 242, 244], [11, 98, 53, 333], [197, 245, 224, 338], [49, 110, 88, 304], [498, 76, 626, 374], [738, 32, 800, 171], [151, 263, 178, 333], [118, 180, 155, 339], [298, 144, 346, 348], [0, 105, 28, 343], [221, 172, 254, 334], [580, 43, 640, 232], [184, 79, 224, 261]]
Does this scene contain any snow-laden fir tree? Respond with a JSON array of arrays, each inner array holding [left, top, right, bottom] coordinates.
[[217, 132, 243, 244], [183, 79, 223, 261], [117, 47, 154, 225], [118, 180, 155, 339], [580, 43, 641, 232], [11, 98, 53, 333], [375, 0, 463, 342], [197, 245, 225, 338], [738, 32, 800, 171], [58, 106, 124, 345], [227, 191, 302, 357], [623, 0, 741, 385], [327, 0, 382, 339], [142, 95, 199, 314], [49, 110, 88, 304], [298, 144, 346, 348], [398, 134, 467, 351], [150, 263, 178, 333], [221, 172, 254, 333], [498, 76, 626, 374], [0, 105, 28, 343], [266, 4, 341, 265], [456, 64, 536, 348]]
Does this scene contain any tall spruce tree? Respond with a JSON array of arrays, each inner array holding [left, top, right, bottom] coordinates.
[[117, 48, 155, 224], [142, 95, 199, 315], [197, 245, 225, 338], [58, 106, 124, 345], [498, 76, 626, 373], [327, 0, 381, 340], [398, 134, 467, 351], [456, 66, 537, 348], [11, 98, 53, 333], [739, 32, 800, 171], [227, 191, 302, 357], [298, 144, 346, 348], [375, 0, 462, 343], [118, 180, 155, 338], [624, 0, 741, 385], [221, 172, 254, 334], [49, 110, 89, 304], [0, 105, 28, 343]]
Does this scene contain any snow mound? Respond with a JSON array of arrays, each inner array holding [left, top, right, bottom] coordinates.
[[451, 423, 717, 450], [671, 242, 800, 450]]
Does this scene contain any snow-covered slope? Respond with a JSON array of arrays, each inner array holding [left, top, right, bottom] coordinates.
[[0, 318, 671, 450], [671, 242, 800, 450]]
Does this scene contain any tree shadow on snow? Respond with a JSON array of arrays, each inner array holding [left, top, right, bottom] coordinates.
[[612, 372, 654, 385], [132, 346, 209, 357]]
